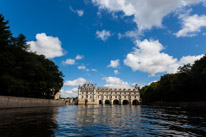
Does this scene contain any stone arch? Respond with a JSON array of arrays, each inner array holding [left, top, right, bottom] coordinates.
[[132, 100, 139, 105], [113, 99, 119, 105], [122, 100, 129, 105], [105, 100, 111, 105], [99, 100, 102, 105], [85, 99, 88, 105]]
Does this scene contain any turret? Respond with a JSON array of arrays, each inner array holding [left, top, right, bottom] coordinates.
[[135, 84, 138, 89]]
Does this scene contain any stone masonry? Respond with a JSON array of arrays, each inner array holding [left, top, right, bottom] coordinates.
[[78, 83, 141, 105]]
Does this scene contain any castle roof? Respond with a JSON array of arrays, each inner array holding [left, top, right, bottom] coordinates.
[[96, 86, 137, 91]]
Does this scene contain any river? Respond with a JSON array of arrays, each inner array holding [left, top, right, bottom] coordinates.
[[0, 105, 205, 136]]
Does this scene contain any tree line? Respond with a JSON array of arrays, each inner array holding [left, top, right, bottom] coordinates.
[[0, 14, 64, 99], [140, 55, 206, 103]]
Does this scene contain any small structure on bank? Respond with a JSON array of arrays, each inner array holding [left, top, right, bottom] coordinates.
[[78, 83, 141, 105], [54, 91, 61, 100]]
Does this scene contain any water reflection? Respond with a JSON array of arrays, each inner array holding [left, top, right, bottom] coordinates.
[[55, 105, 206, 136], [0, 107, 58, 136], [0, 105, 206, 136]]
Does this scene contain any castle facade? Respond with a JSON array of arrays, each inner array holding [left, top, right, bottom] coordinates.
[[78, 83, 141, 105]]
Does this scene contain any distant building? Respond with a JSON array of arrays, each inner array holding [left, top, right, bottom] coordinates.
[[54, 91, 60, 100], [78, 83, 141, 105]]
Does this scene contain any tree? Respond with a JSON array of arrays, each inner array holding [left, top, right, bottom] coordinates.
[[0, 14, 64, 99], [140, 55, 206, 103]]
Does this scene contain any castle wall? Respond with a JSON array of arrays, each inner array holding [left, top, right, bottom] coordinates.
[[78, 83, 141, 105]]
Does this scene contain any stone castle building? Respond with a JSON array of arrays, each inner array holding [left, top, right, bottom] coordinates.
[[78, 83, 141, 105]]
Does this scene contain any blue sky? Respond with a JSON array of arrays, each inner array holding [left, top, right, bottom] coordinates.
[[1, 0, 206, 97]]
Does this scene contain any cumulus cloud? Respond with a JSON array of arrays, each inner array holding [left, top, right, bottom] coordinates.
[[27, 33, 64, 58], [124, 39, 203, 76], [114, 70, 119, 75], [92, 0, 204, 32], [61, 88, 78, 98], [175, 14, 206, 37], [69, 6, 84, 16], [178, 55, 204, 65], [62, 59, 75, 65], [96, 30, 111, 41], [107, 59, 120, 68], [75, 55, 84, 60], [64, 77, 87, 86], [62, 55, 84, 66], [103, 77, 129, 87], [78, 65, 86, 70], [63, 77, 87, 97]]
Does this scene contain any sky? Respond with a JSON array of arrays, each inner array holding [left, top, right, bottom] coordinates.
[[1, 0, 206, 97]]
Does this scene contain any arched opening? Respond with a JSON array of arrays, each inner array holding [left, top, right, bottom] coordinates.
[[99, 100, 102, 105], [105, 100, 111, 105], [85, 99, 88, 105], [123, 100, 129, 105], [113, 100, 119, 105], [132, 100, 139, 105]]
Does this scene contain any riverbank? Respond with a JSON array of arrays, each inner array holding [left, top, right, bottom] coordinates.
[[145, 101, 206, 109], [0, 95, 65, 109]]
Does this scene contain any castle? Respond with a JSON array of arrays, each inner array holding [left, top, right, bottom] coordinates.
[[78, 83, 141, 105]]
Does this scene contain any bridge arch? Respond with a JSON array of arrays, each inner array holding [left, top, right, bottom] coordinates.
[[85, 99, 88, 105], [132, 100, 139, 105], [122, 100, 129, 105], [65, 101, 68, 105], [113, 99, 119, 105], [99, 100, 102, 105], [105, 100, 111, 105]]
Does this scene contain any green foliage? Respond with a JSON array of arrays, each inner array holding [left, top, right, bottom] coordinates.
[[140, 55, 206, 103], [0, 14, 63, 99]]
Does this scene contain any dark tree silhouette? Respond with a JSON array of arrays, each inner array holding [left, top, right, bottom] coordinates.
[[140, 55, 206, 103], [0, 14, 64, 99]]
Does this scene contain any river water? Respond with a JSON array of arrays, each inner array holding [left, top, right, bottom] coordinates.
[[0, 105, 206, 136]]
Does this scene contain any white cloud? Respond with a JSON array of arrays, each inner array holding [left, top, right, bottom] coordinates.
[[64, 77, 87, 86], [175, 14, 206, 37], [61, 88, 78, 98], [75, 55, 84, 60], [118, 30, 142, 39], [103, 77, 129, 87], [78, 65, 86, 70], [107, 59, 120, 68], [124, 39, 203, 76], [91, 69, 97, 72], [178, 55, 204, 65], [77, 65, 96, 72], [62, 59, 75, 65], [96, 30, 111, 41], [27, 33, 64, 58], [114, 70, 119, 75], [77, 10, 84, 16], [92, 0, 204, 32], [69, 6, 84, 16]]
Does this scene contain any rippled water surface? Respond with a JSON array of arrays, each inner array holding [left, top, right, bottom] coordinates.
[[0, 105, 206, 136]]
